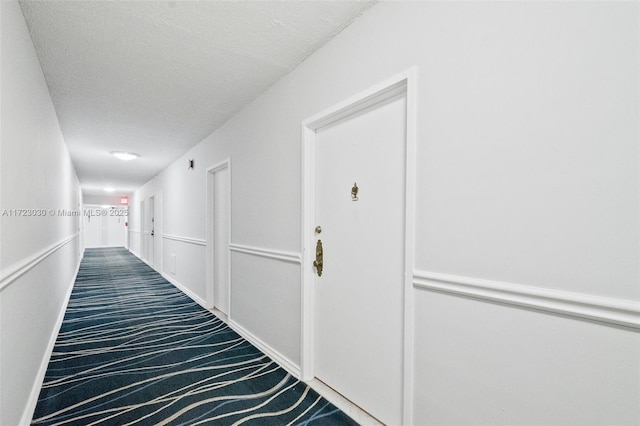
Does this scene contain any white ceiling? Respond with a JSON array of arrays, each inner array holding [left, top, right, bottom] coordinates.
[[19, 0, 375, 196]]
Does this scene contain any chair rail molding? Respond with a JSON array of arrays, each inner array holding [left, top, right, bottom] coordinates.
[[163, 234, 207, 246], [229, 243, 301, 264], [0, 232, 80, 292], [413, 270, 640, 330]]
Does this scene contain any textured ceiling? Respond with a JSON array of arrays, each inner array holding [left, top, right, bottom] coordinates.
[[19, 0, 375, 196]]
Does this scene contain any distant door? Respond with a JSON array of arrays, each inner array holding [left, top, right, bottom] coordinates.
[[106, 209, 126, 246], [83, 206, 126, 247], [148, 196, 155, 266], [153, 192, 163, 274], [212, 165, 231, 316], [314, 91, 406, 425], [83, 208, 100, 248], [140, 201, 146, 259]]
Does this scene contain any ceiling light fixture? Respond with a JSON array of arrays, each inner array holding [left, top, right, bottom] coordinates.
[[111, 151, 139, 161], [104, 187, 116, 192]]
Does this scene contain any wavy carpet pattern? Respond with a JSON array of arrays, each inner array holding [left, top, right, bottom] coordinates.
[[32, 248, 357, 425]]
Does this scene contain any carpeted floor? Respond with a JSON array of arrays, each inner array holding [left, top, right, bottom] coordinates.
[[32, 248, 358, 425]]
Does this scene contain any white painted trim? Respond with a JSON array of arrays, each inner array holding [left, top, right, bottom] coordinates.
[[206, 159, 232, 314], [413, 270, 640, 330], [140, 200, 147, 262], [0, 233, 80, 292], [401, 66, 417, 425], [21, 255, 81, 425], [139, 256, 154, 270], [300, 67, 417, 425], [229, 243, 301, 264], [303, 77, 408, 131], [128, 229, 142, 233], [300, 123, 316, 382], [152, 192, 163, 276], [162, 234, 207, 246], [307, 379, 383, 426], [129, 247, 208, 309], [206, 159, 232, 174], [228, 319, 301, 379], [149, 246, 302, 385], [161, 272, 208, 309]]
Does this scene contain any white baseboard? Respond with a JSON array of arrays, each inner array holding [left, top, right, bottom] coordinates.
[[161, 272, 208, 309], [307, 379, 383, 426], [129, 248, 142, 260], [228, 319, 301, 379], [159, 272, 301, 380], [131, 249, 301, 385], [128, 248, 208, 311], [21, 257, 80, 425]]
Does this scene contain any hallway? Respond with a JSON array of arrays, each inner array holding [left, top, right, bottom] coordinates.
[[2, 1, 638, 424], [32, 248, 356, 426]]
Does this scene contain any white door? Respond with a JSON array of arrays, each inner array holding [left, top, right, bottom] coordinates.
[[314, 92, 406, 425], [148, 197, 155, 266], [83, 206, 126, 247], [83, 208, 100, 248], [106, 209, 126, 247], [213, 166, 231, 315], [140, 201, 146, 259], [153, 193, 163, 273]]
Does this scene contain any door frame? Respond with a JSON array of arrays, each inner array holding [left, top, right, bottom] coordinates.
[[148, 195, 155, 267], [300, 68, 417, 424], [152, 192, 163, 274], [206, 159, 232, 316], [140, 200, 146, 261]]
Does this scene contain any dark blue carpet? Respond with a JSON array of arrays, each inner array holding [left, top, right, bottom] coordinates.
[[32, 248, 358, 425]]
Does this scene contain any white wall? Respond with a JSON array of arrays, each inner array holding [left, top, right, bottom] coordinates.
[[130, 2, 639, 424], [0, 2, 82, 424]]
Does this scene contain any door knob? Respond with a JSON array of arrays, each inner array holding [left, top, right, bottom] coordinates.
[[313, 239, 323, 277]]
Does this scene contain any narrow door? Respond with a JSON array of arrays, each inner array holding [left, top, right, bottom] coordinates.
[[99, 210, 109, 246], [314, 92, 406, 425], [83, 207, 100, 248], [106, 209, 126, 247], [153, 193, 163, 273], [213, 166, 231, 316], [148, 196, 155, 266], [140, 201, 146, 260]]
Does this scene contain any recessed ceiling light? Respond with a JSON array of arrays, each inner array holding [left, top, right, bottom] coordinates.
[[104, 187, 116, 192], [111, 151, 139, 161]]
